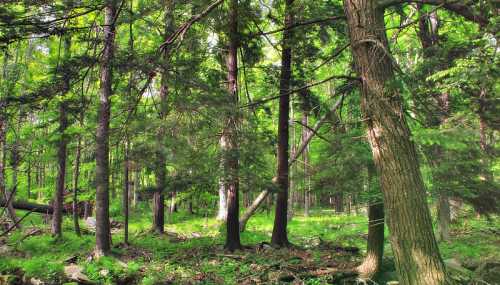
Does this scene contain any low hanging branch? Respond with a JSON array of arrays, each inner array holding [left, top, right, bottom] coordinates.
[[159, 0, 224, 52]]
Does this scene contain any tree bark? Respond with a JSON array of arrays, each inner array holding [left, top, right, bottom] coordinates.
[[95, 0, 116, 257], [344, 0, 449, 284], [223, 0, 242, 252]]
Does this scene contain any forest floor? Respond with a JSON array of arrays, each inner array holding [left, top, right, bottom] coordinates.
[[0, 206, 499, 285]]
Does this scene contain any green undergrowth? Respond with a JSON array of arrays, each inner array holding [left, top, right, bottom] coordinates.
[[0, 207, 498, 284]]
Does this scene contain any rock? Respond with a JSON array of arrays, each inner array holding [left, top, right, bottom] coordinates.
[[64, 265, 93, 285], [473, 261, 500, 284]]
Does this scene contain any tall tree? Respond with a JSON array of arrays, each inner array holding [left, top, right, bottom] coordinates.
[[95, 0, 117, 257], [343, 0, 449, 283], [271, 0, 294, 247], [223, 0, 242, 252], [153, 0, 175, 235]]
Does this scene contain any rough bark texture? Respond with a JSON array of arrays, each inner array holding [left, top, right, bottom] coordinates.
[[223, 0, 241, 251], [436, 193, 450, 242], [95, 0, 116, 257], [271, 0, 293, 247], [344, 0, 450, 284]]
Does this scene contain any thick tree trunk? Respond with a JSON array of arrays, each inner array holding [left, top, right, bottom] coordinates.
[[95, 0, 116, 257], [344, 1, 449, 284], [271, 0, 293, 248], [223, 0, 241, 252]]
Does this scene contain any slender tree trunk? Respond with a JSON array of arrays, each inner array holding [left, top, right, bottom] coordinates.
[[302, 112, 310, 217], [436, 193, 450, 242], [271, 0, 294, 248], [95, 0, 116, 257], [72, 119, 82, 236], [344, 1, 449, 284], [123, 140, 130, 244], [223, 0, 242, 252], [0, 117, 18, 228]]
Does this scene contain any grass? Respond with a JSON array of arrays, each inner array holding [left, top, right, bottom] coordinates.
[[0, 205, 498, 284]]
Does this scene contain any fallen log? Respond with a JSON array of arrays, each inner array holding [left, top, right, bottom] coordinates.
[[0, 199, 69, 214]]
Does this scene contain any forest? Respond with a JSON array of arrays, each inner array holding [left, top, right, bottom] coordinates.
[[0, 0, 499, 284]]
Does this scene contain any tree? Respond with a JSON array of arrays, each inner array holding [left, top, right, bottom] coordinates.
[[271, 0, 294, 247], [95, 0, 117, 257], [223, 0, 242, 252], [343, 0, 449, 283]]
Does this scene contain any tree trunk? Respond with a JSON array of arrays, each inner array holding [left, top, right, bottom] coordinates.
[[436, 193, 450, 242], [271, 0, 293, 248], [0, 116, 18, 228], [223, 0, 241, 252], [72, 119, 82, 237], [302, 112, 310, 217], [0, 199, 69, 214], [344, 1, 449, 284], [169, 191, 177, 214], [357, 163, 384, 279], [123, 140, 130, 244], [52, 21, 72, 237], [95, 0, 116, 257], [358, 201, 385, 279]]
